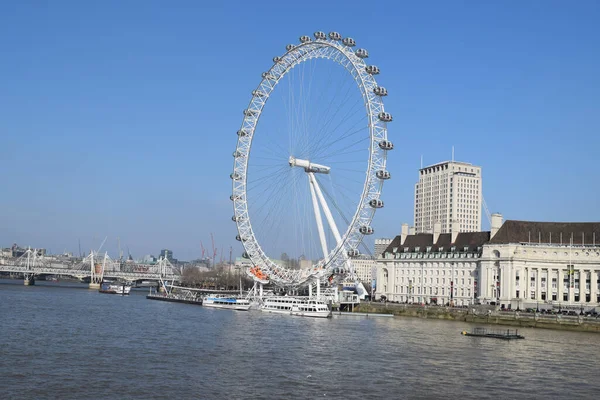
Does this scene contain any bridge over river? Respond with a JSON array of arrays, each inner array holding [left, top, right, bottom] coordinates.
[[0, 248, 181, 288]]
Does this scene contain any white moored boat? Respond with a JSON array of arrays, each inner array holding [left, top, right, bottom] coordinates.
[[99, 282, 131, 295], [202, 295, 252, 311], [261, 296, 331, 318]]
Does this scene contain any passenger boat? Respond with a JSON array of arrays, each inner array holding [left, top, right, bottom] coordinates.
[[99, 282, 131, 295], [461, 327, 524, 340], [202, 295, 251, 311], [261, 296, 331, 318]]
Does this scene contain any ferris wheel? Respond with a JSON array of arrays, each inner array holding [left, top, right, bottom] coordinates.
[[230, 31, 393, 288]]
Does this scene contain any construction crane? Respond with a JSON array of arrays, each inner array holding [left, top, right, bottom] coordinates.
[[482, 196, 492, 227], [200, 241, 206, 259]]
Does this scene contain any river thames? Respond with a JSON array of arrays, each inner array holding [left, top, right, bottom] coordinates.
[[1, 280, 599, 399]]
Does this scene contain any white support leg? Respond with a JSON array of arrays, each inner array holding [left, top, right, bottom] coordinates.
[[317, 278, 321, 299], [308, 173, 329, 261], [259, 283, 264, 298], [310, 172, 342, 245], [311, 173, 355, 276], [309, 281, 313, 298]]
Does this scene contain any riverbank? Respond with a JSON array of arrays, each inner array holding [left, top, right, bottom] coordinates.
[[354, 302, 600, 333]]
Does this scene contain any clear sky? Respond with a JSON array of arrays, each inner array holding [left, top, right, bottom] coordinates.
[[1, 1, 599, 261]]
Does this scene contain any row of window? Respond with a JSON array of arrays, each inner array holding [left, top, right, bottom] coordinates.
[[397, 269, 474, 276], [396, 276, 474, 285], [515, 291, 600, 303], [395, 286, 473, 297]]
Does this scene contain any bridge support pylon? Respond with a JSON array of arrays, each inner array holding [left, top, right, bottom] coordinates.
[[89, 251, 106, 290]]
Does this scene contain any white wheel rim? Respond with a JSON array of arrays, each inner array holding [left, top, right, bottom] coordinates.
[[232, 35, 391, 287]]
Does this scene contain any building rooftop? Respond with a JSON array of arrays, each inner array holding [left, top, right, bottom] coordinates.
[[489, 220, 600, 245], [382, 231, 490, 255], [419, 160, 476, 171]]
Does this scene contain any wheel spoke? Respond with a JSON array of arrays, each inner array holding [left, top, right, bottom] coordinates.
[[231, 35, 390, 287]]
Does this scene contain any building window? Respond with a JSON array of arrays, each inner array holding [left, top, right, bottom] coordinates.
[[516, 290, 520, 299]]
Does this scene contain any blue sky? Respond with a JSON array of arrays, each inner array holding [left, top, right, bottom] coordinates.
[[1, 1, 599, 260]]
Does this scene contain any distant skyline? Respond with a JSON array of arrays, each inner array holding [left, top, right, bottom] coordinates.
[[1, 1, 599, 261]]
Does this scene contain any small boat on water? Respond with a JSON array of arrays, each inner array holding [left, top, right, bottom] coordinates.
[[202, 295, 251, 311], [261, 296, 331, 318], [100, 282, 131, 295], [461, 327, 524, 340]]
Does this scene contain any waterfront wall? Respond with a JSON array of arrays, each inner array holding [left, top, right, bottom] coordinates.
[[355, 303, 600, 333]]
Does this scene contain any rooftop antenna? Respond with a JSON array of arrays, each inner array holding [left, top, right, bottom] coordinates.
[[78, 239, 82, 258], [452, 146, 455, 162]]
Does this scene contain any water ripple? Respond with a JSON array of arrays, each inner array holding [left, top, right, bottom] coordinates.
[[1, 280, 600, 399]]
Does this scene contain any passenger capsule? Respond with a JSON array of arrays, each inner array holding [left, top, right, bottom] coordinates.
[[236, 235, 248, 242], [243, 109, 258, 117], [365, 65, 380, 75], [242, 252, 251, 259], [252, 90, 267, 97], [300, 35, 311, 43], [373, 86, 388, 96], [273, 56, 282, 63], [286, 44, 295, 51], [347, 249, 360, 257], [376, 170, 391, 180], [230, 194, 240, 201], [237, 129, 248, 137], [232, 215, 238, 222], [378, 112, 393, 122], [342, 37, 356, 47], [230, 172, 241, 180], [262, 72, 274, 80], [329, 32, 342, 41], [359, 225, 374, 235], [378, 140, 394, 150], [369, 199, 384, 208], [355, 48, 368, 58], [314, 31, 327, 40]]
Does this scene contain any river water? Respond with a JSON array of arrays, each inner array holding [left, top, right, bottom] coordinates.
[[1, 279, 599, 399]]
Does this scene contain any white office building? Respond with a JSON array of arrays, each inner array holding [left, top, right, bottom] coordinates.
[[375, 238, 393, 257], [414, 161, 482, 234], [351, 255, 377, 285], [481, 216, 600, 310], [376, 214, 600, 310], [376, 221, 487, 306]]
